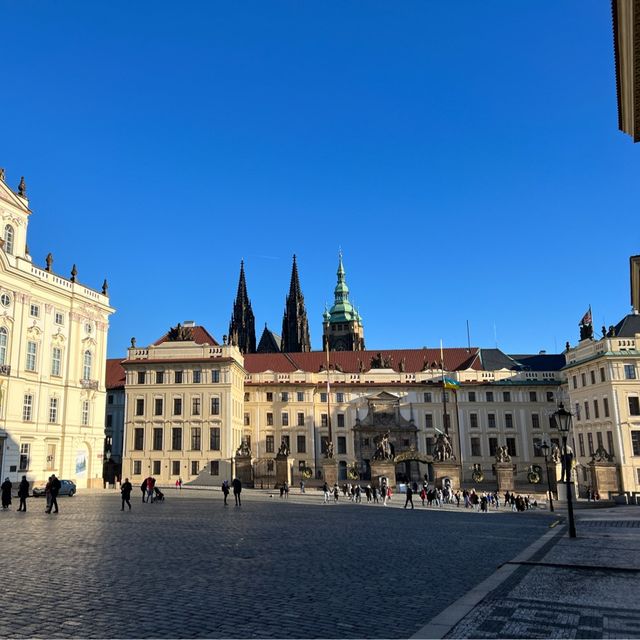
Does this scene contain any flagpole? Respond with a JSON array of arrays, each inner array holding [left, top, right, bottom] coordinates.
[[326, 340, 332, 448], [454, 388, 463, 470], [441, 340, 449, 436]]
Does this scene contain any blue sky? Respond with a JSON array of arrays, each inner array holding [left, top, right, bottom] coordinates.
[[2, 1, 637, 358]]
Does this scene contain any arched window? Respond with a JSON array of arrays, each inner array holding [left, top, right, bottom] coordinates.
[[0, 327, 7, 365], [4, 225, 14, 255], [83, 350, 92, 380]]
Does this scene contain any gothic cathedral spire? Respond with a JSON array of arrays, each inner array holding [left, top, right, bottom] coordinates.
[[228, 260, 256, 354], [281, 255, 312, 352]]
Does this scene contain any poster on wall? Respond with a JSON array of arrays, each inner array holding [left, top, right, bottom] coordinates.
[[75, 450, 87, 476]]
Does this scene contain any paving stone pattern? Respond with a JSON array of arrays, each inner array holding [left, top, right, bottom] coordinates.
[[0, 492, 551, 639]]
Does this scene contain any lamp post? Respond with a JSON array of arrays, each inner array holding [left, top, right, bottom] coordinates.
[[553, 403, 577, 538], [540, 441, 554, 513]]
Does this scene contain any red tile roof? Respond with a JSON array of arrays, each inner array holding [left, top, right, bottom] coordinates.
[[105, 358, 126, 389], [153, 326, 219, 346], [243, 348, 480, 374]]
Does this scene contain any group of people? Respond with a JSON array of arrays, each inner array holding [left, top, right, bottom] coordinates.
[[221, 478, 242, 505], [140, 476, 164, 504], [1, 475, 60, 513]]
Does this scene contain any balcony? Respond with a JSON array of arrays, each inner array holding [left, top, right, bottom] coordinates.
[[80, 379, 99, 390]]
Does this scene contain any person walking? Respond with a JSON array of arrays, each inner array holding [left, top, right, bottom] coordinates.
[[222, 480, 230, 505], [323, 482, 330, 504], [419, 486, 426, 507], [17, 475, 29, 512], [141, 478, 148, 503], [283, 482, 289, 499], [48, 474, 61, 514], [120, 478, 132, 511], [178, 477, 183, 490], [372, 486, 378, 503], [381, 481, 388, 506], [1, 477, 12, 510], [299, 480, 305, 494], [232, 477, 242, 506], [146, 476, 155, 503], [333, 483, 339, 502], [404, 485, 414, 509]]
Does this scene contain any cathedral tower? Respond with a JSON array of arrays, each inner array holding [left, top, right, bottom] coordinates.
[[281, 255, 312, 352], [322, 253, 365, 351], [228, 260, 256, 354]]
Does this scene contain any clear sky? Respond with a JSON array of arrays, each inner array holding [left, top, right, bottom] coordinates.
[[2, 1, 637, 358]]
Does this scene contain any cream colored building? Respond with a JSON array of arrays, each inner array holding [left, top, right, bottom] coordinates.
[[0, 171, 114, 488], [121, 325, 246, 483]]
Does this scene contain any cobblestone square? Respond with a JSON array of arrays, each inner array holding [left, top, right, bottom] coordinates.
[[1, 491, 553, 639]]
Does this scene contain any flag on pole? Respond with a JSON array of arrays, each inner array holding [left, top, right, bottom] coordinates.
[[443, 377, 460, 391], [580, 307, 592, 326]]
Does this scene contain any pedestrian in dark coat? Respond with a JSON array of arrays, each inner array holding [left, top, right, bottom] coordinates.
[[232, 477, 242, 506], [222, 480, 230, 505], [404, 485, 414, 509], [17, 476, 29, 512], [121, 478, 133, 511], [141, 478, 147, 503], [49, 475, 61, 513], [1, 477, 12, 509]]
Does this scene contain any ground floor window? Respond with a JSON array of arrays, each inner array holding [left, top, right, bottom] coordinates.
[[210, 460, 219, 476], [172, 460, 181, 476], [133, 460, 142, 475], [153, 460, 161, 475], [191, 461, 200, 476], [631, 431, 640, 457], [19, 443, 30, 471]]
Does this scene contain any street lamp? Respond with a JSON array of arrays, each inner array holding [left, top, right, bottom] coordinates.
[[553, 403, 577, 538], [540, 441, 554, 513]]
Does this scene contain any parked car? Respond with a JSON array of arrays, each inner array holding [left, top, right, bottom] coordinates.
[[32, 480, 77, 498]]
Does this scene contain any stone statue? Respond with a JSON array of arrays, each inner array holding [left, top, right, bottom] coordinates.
[[372, 431, 394, 461], [591, 446, 613, 463], [433, 433, 455, 462], [236, 437, 252, 458], [550, 443, 561, 464], [18, 176, 26, 197], [70, 264, 77, 283], [0, 168, 5, 182], [277, 439, 290, 457], [167, 323, 194, 342], [560, 445, 574, 483], [102, 279, 108, 295], [370, 353, 393, 369], [579, 323, 594, 341], [45, 253, 53, 272], [223, 334, 228, 345], [130, 337, 136, 348], [495, 445, 511, 463], [399, 358, 406, 372], [471, 463, 484, 482], [324, 440, 334, 459]]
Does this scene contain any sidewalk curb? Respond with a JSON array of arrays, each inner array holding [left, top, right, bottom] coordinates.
[[410, 522, 564, 639]]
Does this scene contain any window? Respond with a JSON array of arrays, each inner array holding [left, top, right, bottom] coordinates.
[[607, 431, 615, 457], [172, 461, 181, 476], [488, 413, 496, 429], [209, 427, 220, 450], [210, 461, 220, 476], [590, 370, 596, 385], [546, 391, 554, 402], [531, 413, 540, 430], [46, 444, 56, 471], [175, 371, 183, 384], [135, 398, 144, 416], [106, 414, 113, 428], [425, 437, 434, 455], [572, 375, 578, 389], [191, 461, 200, 476], [0, 293, 10, 307], [444, 414, 451, 430], [320, 392, 327, 403], [469, 413, 478, 428], [156, 371, 164, 384], [505, 414, 513, 429], [597, 432, 604, 449], [266, 412, 274, 426], [506, 437, 517, 457], [265, 435, 274, 453], [578, 434, 585, 456], [336, 392, 345, 403], [281, 392, 289, 402], [211, 370, 220, 383], [604, 397, 610, 418], [297, 412, 305, 427], [630, 397, 640, 416], [425, 414, 433, 429], [443, 392, 449, 402], [30, 304, 40, 318], [19, 443, 30, 471], [152, 460, 161, 475], [0, 327, 7, 365], [624, 364, 636, 380], [193, 370, 201, 384], [297, 392, 304, 402], [191, 427, 201, 450], [192, 397, 201, 416], [503, 391, 511, 402], [574, 403, 581, 421], [470, 438, 481, 457], [134, 428, 144, 451], [594, 400, 599, 419], [584, 402, 590, 420], [587, 433, 594, 455], [486, 392, 494, 402], [244, 392, 250, 402], [152, 428, 163, 451], [81, 400, 90, 426], [108, 394, 114, 405], [133, 461, 142, 475], [532, 438, 543, 457], [321, 413, 328, 427], [49, 397, 58, 423], [154, 398, 163, 416], [424, 392, 432, 403], [281, 412, 289, 427], [22, 394, 33, 421], [172, 427, 182, 451], [25, 341, 37, 371], [137, 371, 146, 384], [529, 391, 537, 402], [51, 346, 62, 376], [282, 435, 290, 451], [628, 431, 640, 459], [297, 435, 306, 454], [266, 392, 273, 401], [600, 367, 606, 382], [488, 437, 498, 457], [581, 373, 586, 387], [337, 413, 345, 428], [210, 397, 220, 415], [468, 391, 476, 402], [244, 412, 250, 426], [4, 224, 14, 254], [337, 436, 347, 455], [83, 350, 92, 380]]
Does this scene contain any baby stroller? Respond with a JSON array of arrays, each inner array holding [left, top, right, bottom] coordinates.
[[153, 487, 165, 502]]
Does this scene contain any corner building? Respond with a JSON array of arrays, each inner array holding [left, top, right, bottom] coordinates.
[[0, 171, 114, 487]]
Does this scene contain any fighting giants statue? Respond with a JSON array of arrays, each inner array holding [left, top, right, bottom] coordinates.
[[277, 439, 290, 457], [236, 437, 252, 458], [372, 431, 394, 461], [495, 445, 511, 463], [433, 433, 455, 462]]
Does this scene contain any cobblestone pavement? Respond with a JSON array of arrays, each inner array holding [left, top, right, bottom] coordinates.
[[443, 507, 640, 639], [0, 490, 553, 639]]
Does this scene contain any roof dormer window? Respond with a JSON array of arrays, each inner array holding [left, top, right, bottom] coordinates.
[[3, 225, 14, 255]]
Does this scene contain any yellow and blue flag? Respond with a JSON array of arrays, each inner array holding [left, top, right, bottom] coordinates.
[[443, 377, 460, 391]]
